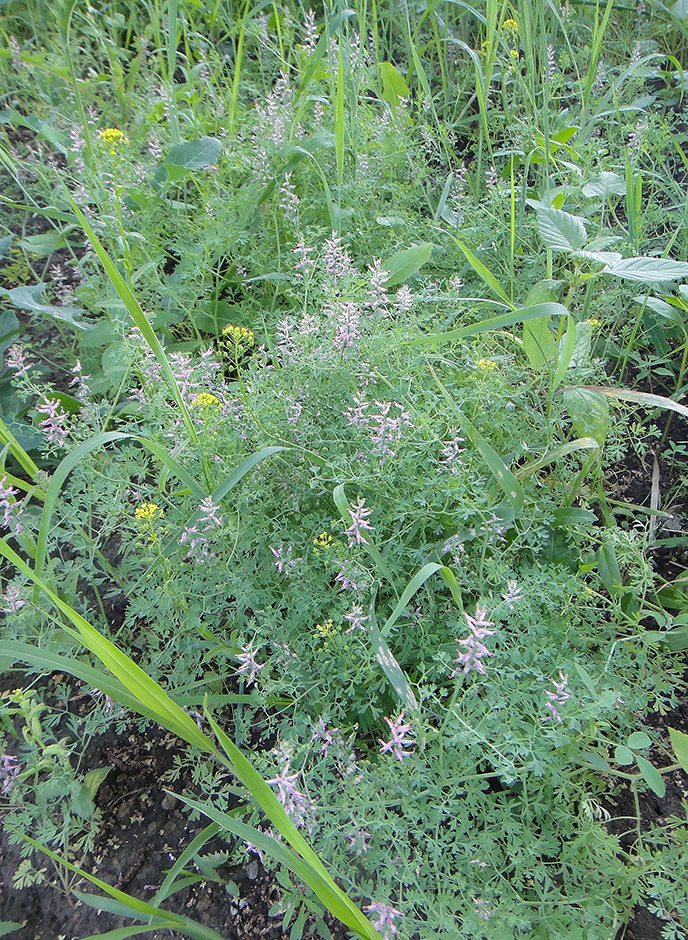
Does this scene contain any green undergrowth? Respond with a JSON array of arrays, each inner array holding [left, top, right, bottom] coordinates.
[[1, 0, 688, 938]]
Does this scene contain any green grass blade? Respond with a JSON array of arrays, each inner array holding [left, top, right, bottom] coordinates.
[[0, 415, 40, 479], [429, 364, 524, 515], [412, 302, 570, 346], [332, 483, 396, 588], [177, 785, 382, 940], [447, 235, 513, 305], [34, 431, 205, 589], [66, 197, 200, 450], [0, 539, 215, 753], [0, 640, 161, 720]]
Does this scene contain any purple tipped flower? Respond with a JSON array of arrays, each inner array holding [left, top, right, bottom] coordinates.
[[452, 605, 496, 677], [379, 710, 415, 763]]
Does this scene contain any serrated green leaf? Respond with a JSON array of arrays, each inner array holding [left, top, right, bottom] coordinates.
[[603, 257, 688, 284], [536, 206, 587, 252], [582, 172, 626, 199]]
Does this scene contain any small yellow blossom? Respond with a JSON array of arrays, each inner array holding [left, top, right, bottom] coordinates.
[[503, 17, 519, 34], [586, 318, 601, 327], [477, 358, 497, 372], [98, 127, 128, 155], [313, 532, 333, 548], [509, 48, 519, 60], [222, 324, 255, 348], [134, 502, 162, 522], [481, 39, 491, 55], [192, 392, 220, 409], [315, 618, 334, 638]]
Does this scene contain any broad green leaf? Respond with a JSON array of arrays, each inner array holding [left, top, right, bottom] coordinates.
[[0, 925, 23, 937], [536, 206, 587, 252], [378, 61, 410, 113], [84, 766, 111, 799], [523, 317, 554, 369], [583, 751, 610, 772], [582, 172, 626, 199], [382, 242, 433, 287], [165, 136, 221, 172], [627, 731, 651, 750], [572, 385, 688, 421], [0, 235, 13, 260], [0, 283, 90, 330], [572, 249, 623, 266], [668, 727, 688, 773], [635, 755, 666, 798], [551, 508, 597, 526], [17, 231, 69, 257], [614, 745, 634, 766], [561, 387, 609, 447], [603, 257, 688, 284], [596, 543, 622, 596]]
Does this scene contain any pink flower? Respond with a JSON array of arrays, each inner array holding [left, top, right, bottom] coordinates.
[[344, 497, 374, 547], [379, 711, 415, 763], [236, 642, 264, 686], [35, 398, 69, 446], [451, 605, 495, 677], [543, 671, 570, 723], [266, 760, 316, 832], [270, 544, 300, 576], [364, 901, 402, 940], [344, 604, 368, 633]]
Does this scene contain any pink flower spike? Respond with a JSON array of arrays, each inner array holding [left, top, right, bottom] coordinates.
[[344, 497, 374, 547], [451, 605, 496, 677], [364, 901, 402, 940], [379, 710, 415, 763]]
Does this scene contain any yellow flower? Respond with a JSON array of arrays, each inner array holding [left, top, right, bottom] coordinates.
[[222, 324, 255, 348], [98, 127, 128, 155], [477, 358, 497, 372], [503, 17, 519, 34], [315, 618, 334, 638], [313, 532, 333, 548], [509, 48, 519, 60], [586, 318, 601, 327], [192, 392, 220, 409], [134, 502, 162, 522]]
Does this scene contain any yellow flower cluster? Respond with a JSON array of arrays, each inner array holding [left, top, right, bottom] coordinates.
[[477, 358, 497, 372], [192, 392, 220, 409], [134, 502, 162, 522], [313, 532, 333, 548], [222, 324, 255, 347], [315, 618, 334, 638], [98, 127, 128, 155], [586, 318, 601, 327], [503, 17, 519, 34]]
